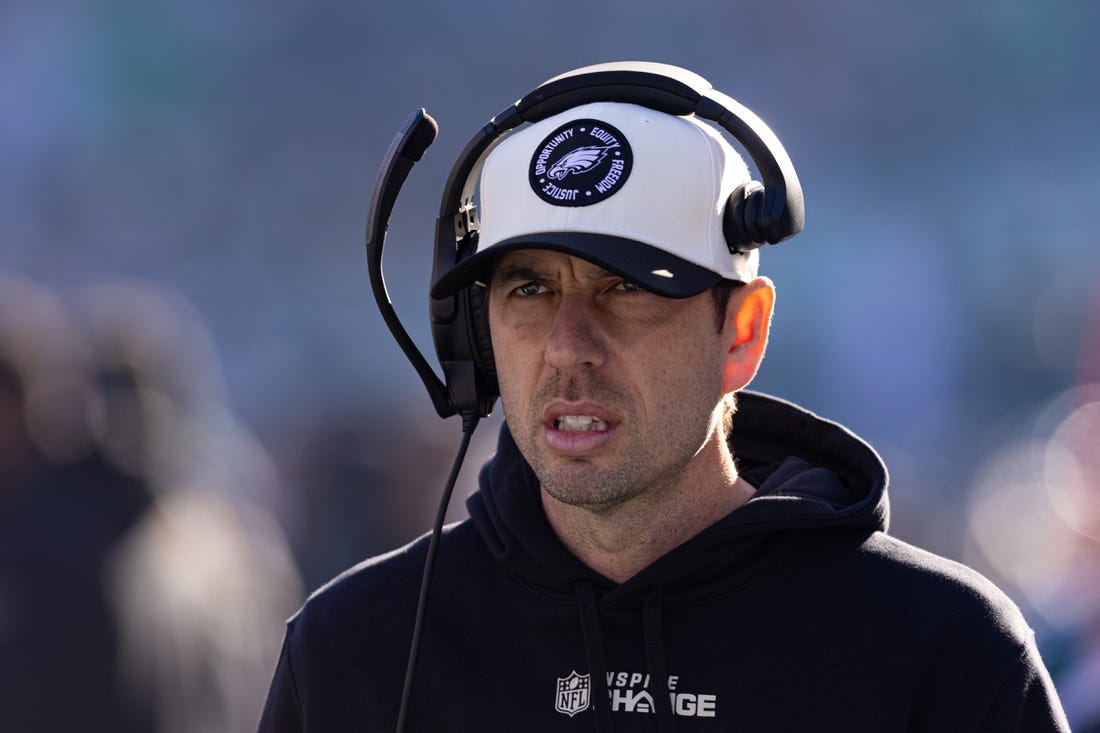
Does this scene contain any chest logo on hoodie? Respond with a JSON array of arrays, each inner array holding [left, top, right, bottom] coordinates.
[[554, 669, 720, 719], [529, 119, 632, 207], [555, 671, 591, 717]]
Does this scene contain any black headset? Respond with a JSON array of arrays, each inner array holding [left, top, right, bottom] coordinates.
[[366, 61, 805, 422]]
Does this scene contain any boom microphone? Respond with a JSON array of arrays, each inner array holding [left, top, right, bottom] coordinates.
[[365, 108, 456, 419]]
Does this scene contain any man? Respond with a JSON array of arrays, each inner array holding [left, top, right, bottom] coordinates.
[[260, 66, 1069, 730]]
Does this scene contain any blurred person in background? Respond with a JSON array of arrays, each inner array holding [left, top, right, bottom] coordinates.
[[0, 272, 153, 731], [80, 280, 304, 733], [0, 272, 303, 732]]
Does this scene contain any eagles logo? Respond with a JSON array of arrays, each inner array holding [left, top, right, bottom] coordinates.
[[547, 145, 616, 181], [528, 118, 633, 207]]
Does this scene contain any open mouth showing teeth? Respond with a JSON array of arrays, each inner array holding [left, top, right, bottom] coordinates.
[[554, 415, 610, 432]]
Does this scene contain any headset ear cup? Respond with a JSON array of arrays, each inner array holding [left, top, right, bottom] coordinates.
[[723, 181, 765, 252], [464, 284, 498, 395]]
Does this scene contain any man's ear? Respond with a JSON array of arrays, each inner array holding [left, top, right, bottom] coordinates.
[[722, 277, 775, 393]]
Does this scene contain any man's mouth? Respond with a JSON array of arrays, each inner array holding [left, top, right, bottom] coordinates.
[[554, 415, 610, 432], [543, 406, 618, 456]]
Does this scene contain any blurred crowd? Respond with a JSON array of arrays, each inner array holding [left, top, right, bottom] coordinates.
[[0, 271, 493, 731], [0, 268, 1097, 731], [0, 273, 303, 731]]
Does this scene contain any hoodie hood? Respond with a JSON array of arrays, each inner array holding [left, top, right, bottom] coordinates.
[[465, 392, 890, 731], [466, 391, 889, 602]]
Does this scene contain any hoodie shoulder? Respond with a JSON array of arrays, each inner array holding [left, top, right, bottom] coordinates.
[[262, 520, 489, 729], [290, 526, 483, 670], [294, 519, 486, 632], [856, 532, 1068, 729], [278, 535, 432, 696], [259, 537, 431, 731], [857, 531, 1033, 648]]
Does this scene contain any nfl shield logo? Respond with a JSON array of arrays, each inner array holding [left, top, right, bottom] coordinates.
[[555, 671, 591, 717]]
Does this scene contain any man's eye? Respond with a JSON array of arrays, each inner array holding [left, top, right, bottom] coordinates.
[[514, 282, 546, 297], [615, 280, 642, 292]]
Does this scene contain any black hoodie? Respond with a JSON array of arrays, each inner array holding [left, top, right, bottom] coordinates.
[[259, 392, 1069, 731]]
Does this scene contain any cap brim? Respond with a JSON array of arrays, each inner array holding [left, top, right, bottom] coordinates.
[[430, 232, 724, 300]]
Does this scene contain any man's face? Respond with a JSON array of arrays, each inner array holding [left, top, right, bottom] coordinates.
[[487, 249, 734, 511]]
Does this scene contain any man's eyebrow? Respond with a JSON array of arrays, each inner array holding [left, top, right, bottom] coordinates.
[[491, 264, 550, 284], [585, 266, 617, 281]]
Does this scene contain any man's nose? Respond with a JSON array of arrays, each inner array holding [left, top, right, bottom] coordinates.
[[545, 294, 606, 371]]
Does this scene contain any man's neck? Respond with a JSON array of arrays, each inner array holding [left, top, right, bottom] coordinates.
[[539, 436, 756, 584]]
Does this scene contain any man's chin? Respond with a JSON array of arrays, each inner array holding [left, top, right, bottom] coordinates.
[[536, 463, 640, 511]]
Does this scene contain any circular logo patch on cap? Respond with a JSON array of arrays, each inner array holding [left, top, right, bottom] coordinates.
[[528, 119, 633, 207]]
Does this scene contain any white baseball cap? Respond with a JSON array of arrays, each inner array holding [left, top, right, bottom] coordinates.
[[430, 101, 759, 300]]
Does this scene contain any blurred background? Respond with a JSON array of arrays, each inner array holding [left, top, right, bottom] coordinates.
[[1, 0, 1097, 730]]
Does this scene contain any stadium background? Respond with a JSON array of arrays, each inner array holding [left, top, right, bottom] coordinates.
[[2, 0, 1098, 729]]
